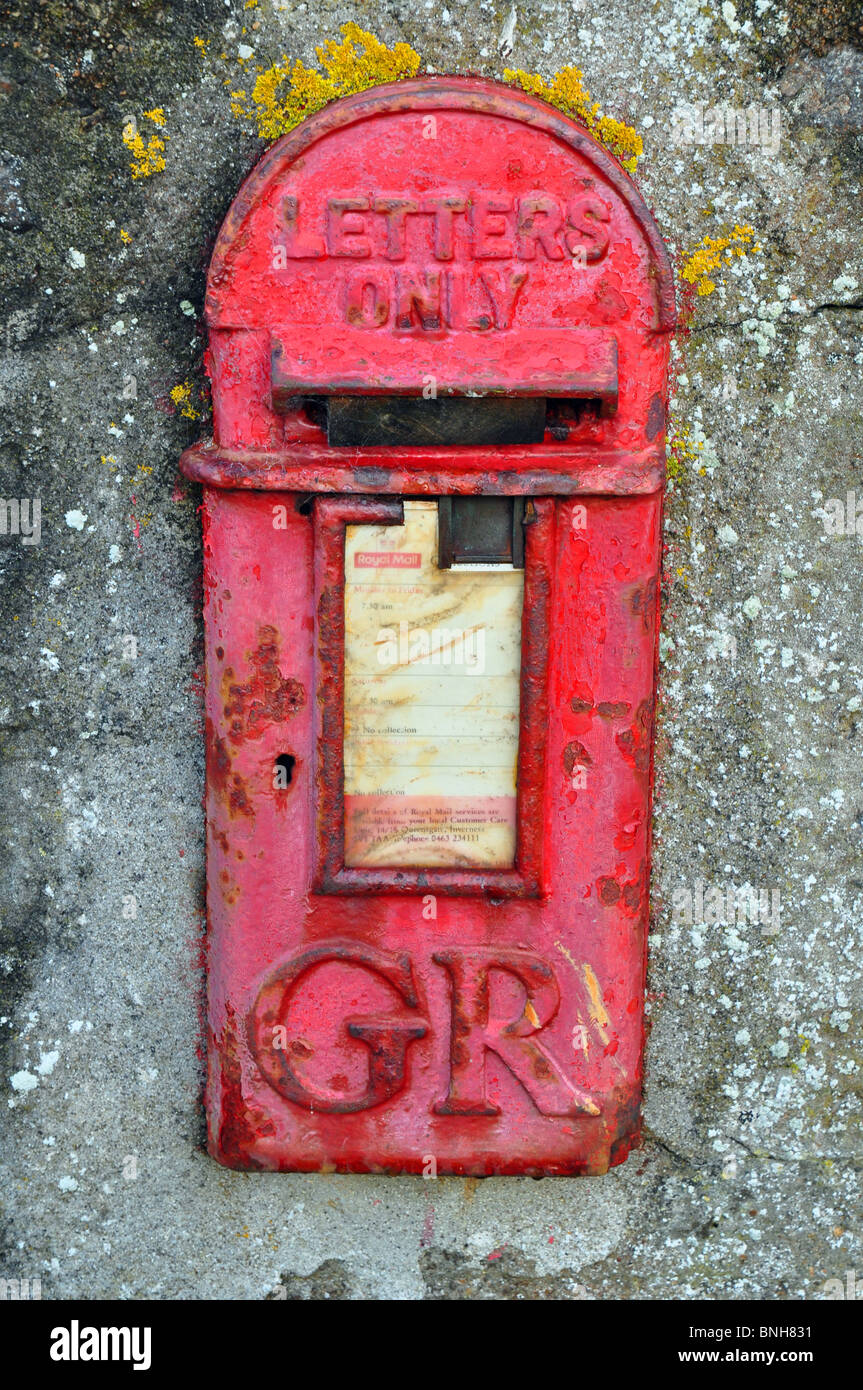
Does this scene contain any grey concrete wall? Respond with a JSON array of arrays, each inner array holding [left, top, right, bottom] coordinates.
[[1, 0, 860, 1299]]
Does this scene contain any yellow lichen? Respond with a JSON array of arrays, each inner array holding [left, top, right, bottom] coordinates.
[[122, 110, 169, 179], [503, 66, 643, 174], [119, 228, 132, 244], [170, 382, 200, 419], [194, 36, 208, 52], [231, 23, 421, 141], [681, 224, 759, 297], [667, 422, 703, 484], [228, 25, 639, 172]]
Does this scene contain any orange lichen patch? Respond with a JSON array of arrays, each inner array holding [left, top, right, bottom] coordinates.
[[680, 224, 759, 296], [170, 382, 200, 419], [227, 24, 639, 178], [122, 109, 168, 179], [503, 66, 642, 173], [230, 23, 421, 140], [667, 421, 703, 483]]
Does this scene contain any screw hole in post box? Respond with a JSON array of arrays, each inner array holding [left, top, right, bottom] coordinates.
[[274, 754, 296, 789]]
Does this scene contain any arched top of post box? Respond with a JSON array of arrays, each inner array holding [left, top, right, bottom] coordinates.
[[205, 76, 675, 335]]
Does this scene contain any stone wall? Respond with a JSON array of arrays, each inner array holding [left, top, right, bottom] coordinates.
[[1, 0, 860, 1299]]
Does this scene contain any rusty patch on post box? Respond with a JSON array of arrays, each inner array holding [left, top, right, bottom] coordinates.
[[597, 701, 630, 719], [221, 625, 305, 744], [615, 697, 655, 775], [563, 740, 592, 775], [206, 720, 255, 822], [216, 1005, 265, 1171]]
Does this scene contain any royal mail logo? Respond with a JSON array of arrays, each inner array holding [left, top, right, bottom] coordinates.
[[355, 551, 421, 568]]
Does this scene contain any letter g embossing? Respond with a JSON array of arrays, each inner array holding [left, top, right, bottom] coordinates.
[[249, 939, 427, 1112]]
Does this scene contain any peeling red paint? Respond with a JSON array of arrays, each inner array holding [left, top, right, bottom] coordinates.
[[216, 1005, 264, 1170], [563, 740, 592, 775], [597, 701, 630, 720], [221, 627, 305, 745], [616, 697, 655, 774]]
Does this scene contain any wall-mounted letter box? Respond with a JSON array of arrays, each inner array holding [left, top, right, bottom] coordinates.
[[180, 77, 674, 1174]]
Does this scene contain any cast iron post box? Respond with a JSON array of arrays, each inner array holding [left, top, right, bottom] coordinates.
[[180, 77, 673, 1174]]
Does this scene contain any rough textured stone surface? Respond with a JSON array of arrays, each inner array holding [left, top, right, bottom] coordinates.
[[0, 0, 860, 1301]]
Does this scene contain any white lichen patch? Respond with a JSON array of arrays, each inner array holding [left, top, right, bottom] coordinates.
[[10, 1069, 38, 1092]]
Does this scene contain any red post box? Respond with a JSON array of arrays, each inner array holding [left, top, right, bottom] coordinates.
[[180, 77, 673, 1175]]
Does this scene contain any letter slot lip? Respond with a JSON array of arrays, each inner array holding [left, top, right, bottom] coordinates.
[[270, 328, 619, 410]]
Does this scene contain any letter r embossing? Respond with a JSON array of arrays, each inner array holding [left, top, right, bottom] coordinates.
[[432, 948, 600, 1117]]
